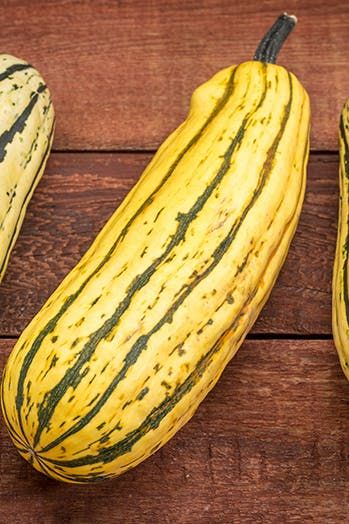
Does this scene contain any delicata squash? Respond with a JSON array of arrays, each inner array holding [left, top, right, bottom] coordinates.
[[333, 101, 349, 377], [0, 55, 54, 283], [1, 14, 310, 483]]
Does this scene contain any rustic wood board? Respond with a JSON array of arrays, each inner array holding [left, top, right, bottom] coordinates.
[[0, 1, 347, 522], [0, 153, 338, 337], [1, 339, 348, 523], [0, 0, 347, 150]]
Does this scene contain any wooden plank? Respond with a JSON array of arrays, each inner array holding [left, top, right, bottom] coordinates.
[[0, 152, 337, 337], [0, 0, 347, 151], [0, 338, 348, 523]]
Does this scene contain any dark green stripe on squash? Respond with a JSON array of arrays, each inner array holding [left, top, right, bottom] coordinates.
[[33, 120, 248, 448], [36, 71, 292, 457], [339, 115, 349, 326], [0, 62, 32, 82], [0, 83, 46, 163], [32, 73, 269, 449], [15, 65, 240, 428]]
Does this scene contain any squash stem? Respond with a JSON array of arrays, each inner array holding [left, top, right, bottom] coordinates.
[[254, 13, 297, 63]]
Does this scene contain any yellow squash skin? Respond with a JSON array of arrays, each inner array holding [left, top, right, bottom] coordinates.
[[333, 101, 349, 377], [0, 55, 54, 283], [1, 60, 310, 483]]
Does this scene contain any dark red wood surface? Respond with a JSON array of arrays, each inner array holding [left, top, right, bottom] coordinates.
[[0, 0, 347, 151], [1, 339, 349, 523], [0, 1, 347, 523]]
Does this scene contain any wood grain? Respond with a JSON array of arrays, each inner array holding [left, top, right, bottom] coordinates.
[[0, 1, 346, 521], [0, 338, 348, 523], [0, 0, 347, 151], [0, 152, 338, 337]]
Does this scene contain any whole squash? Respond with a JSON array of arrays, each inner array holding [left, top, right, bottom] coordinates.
[[1, 14, 310, 483]]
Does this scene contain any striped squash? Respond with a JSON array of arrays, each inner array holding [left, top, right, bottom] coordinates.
[[333, 101, 349, 376], [0, 55, 54, 283], [1, 14, 310, 483]]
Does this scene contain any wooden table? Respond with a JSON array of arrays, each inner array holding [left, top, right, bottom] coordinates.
[[0, 1, 348, 522]]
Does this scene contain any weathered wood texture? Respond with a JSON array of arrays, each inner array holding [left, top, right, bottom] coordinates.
[[0, 1, 346, 522], [0, 152, 337, 337], [0, 0, 347, 150], [0, 338, 348, 523]]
